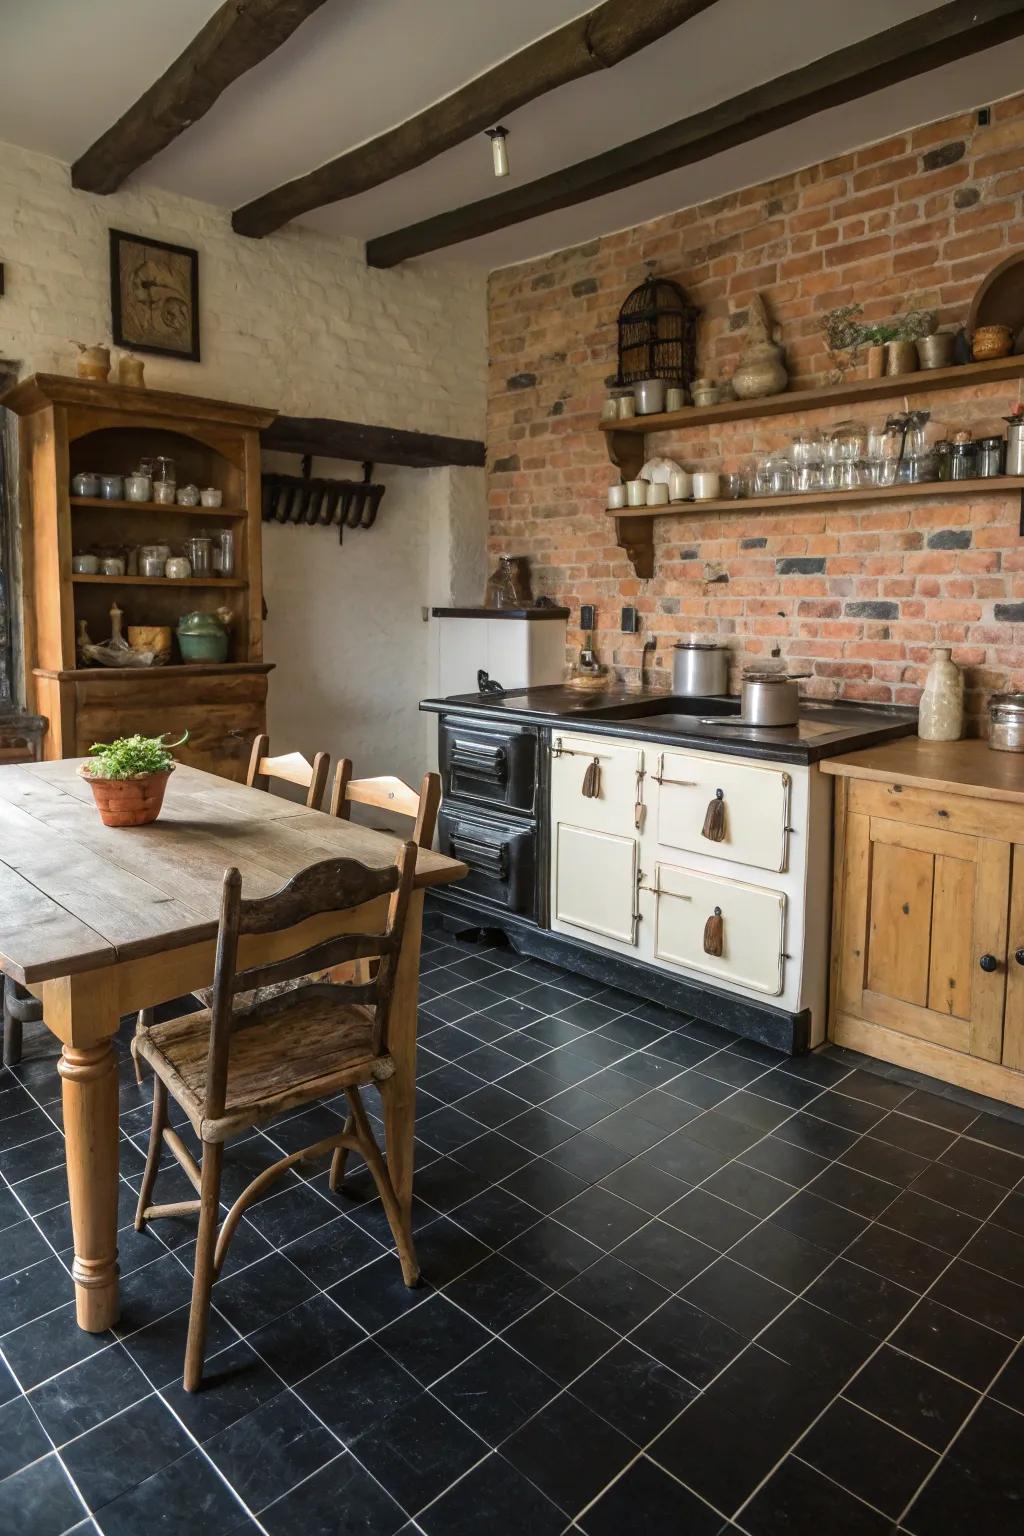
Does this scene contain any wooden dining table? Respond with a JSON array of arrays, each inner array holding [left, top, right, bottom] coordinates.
[[0, 757, 466, 1334]]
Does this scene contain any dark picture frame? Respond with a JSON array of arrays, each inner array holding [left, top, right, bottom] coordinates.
[[109, 229, 200, 362]]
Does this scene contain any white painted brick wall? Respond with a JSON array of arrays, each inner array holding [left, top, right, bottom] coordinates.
[[0, 140, 489, 779]]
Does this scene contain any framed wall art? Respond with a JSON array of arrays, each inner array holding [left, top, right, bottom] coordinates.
[[109, 229, 200, 362]]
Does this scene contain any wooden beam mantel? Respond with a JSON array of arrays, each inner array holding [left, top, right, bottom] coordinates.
[[71, 0, 329, 195], [365, 0, 1024, 267], [231, 0, 718, 237], [262, 415, 486, 470]]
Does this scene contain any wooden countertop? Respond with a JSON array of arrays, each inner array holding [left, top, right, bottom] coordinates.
[[821, 736, 1024, 804]]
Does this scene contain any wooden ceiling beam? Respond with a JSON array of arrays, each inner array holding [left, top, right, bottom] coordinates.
[[365, 0, 1024, 268], [231, 0, 719, 237], [71, 0, 329, 195]]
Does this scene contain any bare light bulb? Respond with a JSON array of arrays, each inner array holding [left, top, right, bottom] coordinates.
[[487, 126, 509, 178]]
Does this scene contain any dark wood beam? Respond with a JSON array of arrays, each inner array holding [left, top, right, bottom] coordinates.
[[366, 0, 1024, 267], [231, 0, 719, 237], [262, 415, 486, 470], [71, 0, 328, 195]]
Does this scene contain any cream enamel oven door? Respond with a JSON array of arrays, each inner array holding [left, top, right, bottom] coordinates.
[[550, 734, 643, 834], [554, 824, 639, 946], [654, 750, 792, 873], [652, 861, 787, 995]]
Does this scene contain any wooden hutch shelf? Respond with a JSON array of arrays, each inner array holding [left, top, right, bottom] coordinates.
[[72, 575, 248, 589], [2, 373, 277, 781], [600, 357, 1024, 577], [71, 495, 248, 518]]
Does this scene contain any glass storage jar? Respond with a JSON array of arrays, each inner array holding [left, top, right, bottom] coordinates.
[[950, 442, 978, 481], [977, 436, 1004, 477]]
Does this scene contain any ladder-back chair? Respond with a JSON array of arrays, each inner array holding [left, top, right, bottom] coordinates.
[[134, 843, 419, 1391], [246, 733, 331, 808]]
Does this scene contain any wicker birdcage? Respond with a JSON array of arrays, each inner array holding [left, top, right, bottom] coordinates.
[[616, 275, 699, 388]]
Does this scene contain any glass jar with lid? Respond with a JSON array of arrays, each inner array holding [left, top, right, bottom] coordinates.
[[977, 436, 1004, 477], [950, 441, 978, 481]]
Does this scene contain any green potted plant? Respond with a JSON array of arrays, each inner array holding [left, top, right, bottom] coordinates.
[[78, 731, 188, 827], [861, 323, 899, 378]]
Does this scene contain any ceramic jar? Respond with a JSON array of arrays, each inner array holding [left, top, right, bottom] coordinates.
[[634, 378, 666, 415], [626, 480, 648, 507], [99, 474, 123, 501], [607, 484, 627, 509], [117, 355, 145, 387], [665, 387, 686, 412], [75, 344, 110, 381], [730, 293, 788, 400], [72, 553, 99, 574], [668, 469, 692, 502], [99, 555, 125, 576], [71, 472, 100, 498], [647, 481, 669, 506], [692, 471, 720, 500], [200, 487, 223, 508], [972, 325, 1013, 361], [177, 611, 230, 663], [918, 648, 964, 741]]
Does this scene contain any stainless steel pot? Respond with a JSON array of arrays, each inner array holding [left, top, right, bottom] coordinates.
[[702, 669, 810, 728], [989, 693, 1024, 752], [673, 639, 729, 697]]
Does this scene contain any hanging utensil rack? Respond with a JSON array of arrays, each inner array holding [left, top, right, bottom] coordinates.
[[260, 457, 385, 544]]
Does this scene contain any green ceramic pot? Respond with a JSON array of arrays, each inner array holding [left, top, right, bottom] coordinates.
[[176, 610, 229, 663]]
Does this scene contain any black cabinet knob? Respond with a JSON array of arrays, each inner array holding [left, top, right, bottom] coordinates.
[[1015, 949, 1024, 967], [979, 954, 999, 973]]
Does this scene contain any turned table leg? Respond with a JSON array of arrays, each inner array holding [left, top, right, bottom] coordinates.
[[58, 1038, 121, 1331], [382, 888, 424, 1226]]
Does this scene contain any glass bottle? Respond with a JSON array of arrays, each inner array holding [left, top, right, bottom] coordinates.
[[918, 648, 964, 741]]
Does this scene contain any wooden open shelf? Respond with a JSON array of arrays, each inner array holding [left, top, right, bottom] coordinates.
[[608, 476, 1024, 520], [70, 496, 246, 517], [72, 574, 247, 588], [601, 356, 1024, 577]]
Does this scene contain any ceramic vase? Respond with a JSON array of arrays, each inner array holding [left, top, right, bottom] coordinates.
[[730, 293, 788, 400], [918, 648, 964, 741]]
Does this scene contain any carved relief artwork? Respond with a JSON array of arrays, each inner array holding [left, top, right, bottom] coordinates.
[[110, 229, 200, 361]]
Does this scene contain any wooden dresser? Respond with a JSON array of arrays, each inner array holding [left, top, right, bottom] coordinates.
[[3, 374, 275, 781], [823, 739, 1024, 1107]]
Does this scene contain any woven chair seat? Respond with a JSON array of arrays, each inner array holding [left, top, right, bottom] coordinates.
[[137, 990, 391, 1142]]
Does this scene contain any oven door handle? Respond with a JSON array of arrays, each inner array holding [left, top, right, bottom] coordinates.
[[449, 834, 509, 879]]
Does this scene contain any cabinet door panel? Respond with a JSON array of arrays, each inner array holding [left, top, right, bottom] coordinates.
[[554, 823, 638, 945], [1004, 849, 1024, 1072], [550, 735, 641, 835], [655, 751, 791, 872], [837, 812, 1008, 1062], [652, 861, 786, 995], [866, 840, 934, 1008]]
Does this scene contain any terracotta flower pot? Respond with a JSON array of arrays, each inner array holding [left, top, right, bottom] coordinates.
[[80, 765, 174, 827]]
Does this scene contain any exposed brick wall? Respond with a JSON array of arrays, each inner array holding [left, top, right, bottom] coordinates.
[[487, 94, 1024, 728]]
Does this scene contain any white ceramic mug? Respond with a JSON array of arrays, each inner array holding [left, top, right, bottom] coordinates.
[[626, 479, 648, 507], [607, 484, 627, 509], [669, 469, 692, 502], [692, 471, 721, 500], [647, 481, 670, 506]]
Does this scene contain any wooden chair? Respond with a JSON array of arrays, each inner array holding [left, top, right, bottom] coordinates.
[[330, 761, 441, 848], [246, 733, 331, 809], [3, 975, 42, 1068], [134, 843, 420, 1391], [130, 734, 331, 1087], [327, 765, 440, 1185]]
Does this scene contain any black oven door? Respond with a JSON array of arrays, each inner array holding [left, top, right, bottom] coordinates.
[[438, 805, 537, 918], [439, 718, 537, 813]]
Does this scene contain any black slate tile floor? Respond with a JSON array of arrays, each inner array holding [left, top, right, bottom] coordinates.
[[1, 921, 1024, 1534]]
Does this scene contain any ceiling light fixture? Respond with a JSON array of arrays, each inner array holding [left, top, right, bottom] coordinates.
[[486, 126, 509, 178]]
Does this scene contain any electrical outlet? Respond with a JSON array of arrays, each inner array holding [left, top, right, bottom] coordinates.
[[580, 603, 595, 631], [621, 605, 639, 633]]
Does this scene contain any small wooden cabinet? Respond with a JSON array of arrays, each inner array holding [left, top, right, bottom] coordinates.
[[825, 740, 1024, 1106], [3, 374, 275, 781]]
